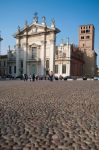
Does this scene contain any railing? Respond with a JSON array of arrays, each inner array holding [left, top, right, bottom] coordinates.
[[26, 57, 41, 62], [7, 57, 16, 62]]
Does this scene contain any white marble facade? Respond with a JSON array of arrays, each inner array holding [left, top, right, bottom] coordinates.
[[14, 16, 60, 76]]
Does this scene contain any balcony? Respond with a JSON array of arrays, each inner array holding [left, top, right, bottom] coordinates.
[[26, 57, 41, 62], [7, 57, 16, 62]]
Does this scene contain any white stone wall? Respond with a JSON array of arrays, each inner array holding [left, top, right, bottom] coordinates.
[[15, 18, 60, 76], [55, 44, 71, 77]]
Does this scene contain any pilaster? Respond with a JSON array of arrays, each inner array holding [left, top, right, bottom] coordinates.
[[23, 43, 28, 74], [16, 39, 20, 76], [41, 40, 46, 75], [49, 36, 56, 73]]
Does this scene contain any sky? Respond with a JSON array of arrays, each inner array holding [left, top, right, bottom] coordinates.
[[0, 0, 99, 66]]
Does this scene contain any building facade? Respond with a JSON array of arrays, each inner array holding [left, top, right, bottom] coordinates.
[[0, 55, 8, 76], [14, 16, 60, 76], [55, 43, 84, 77], [7, 49, 16, 77], [0, 50, 16, 77]]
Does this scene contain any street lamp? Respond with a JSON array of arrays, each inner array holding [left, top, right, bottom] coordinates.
[[0, 31, 3, 41], [0, 31, 3, 54]]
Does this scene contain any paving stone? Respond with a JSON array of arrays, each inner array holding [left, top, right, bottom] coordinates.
[[0, 80, 98, 149]]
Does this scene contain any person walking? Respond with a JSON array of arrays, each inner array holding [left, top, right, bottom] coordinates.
[[49, 71, 53, 81], [32, 73, 35, 81], [29, 74, 32, 82], [24, 73, 28, 81]]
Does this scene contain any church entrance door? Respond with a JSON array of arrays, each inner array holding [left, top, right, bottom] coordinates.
[[32, 64, 37, 74]]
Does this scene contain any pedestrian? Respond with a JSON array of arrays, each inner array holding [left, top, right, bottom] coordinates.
[[29, 74, 32, 82], [49, 71, 53, 81], [24, 74, 26, 81], [32, 73, 35, 81], [26, 74, 28, 81], [24, 73, 28, 81], [35, 75, 38, 81], [23, 74, 25, 81]]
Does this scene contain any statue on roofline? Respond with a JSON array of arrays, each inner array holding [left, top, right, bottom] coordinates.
[[25, 20, 28, 27], [17, 25, 20, 32], [33, 12, 38, 23], [52, 18, 55, 25], [42, 16, 46, 26], [51, 18, 55, 28]]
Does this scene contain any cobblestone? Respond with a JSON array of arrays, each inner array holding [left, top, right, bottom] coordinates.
[[0, 80, 99, 149]]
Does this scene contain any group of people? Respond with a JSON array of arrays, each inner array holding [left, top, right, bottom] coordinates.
[[23, 71, 54, 82], [23, 73, 36, 82]]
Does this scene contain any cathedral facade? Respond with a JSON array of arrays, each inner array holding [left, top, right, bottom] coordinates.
[[14, 16, 60, 76]]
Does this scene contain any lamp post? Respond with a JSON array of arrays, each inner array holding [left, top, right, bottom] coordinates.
[[0, 31, 3, 55], [60, 44, 64, 77]]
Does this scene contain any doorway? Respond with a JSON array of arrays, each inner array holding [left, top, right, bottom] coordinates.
[[32, 64, 37, 74]]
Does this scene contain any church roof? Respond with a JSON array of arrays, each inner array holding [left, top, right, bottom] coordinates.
[[14, 20, 60, 38]]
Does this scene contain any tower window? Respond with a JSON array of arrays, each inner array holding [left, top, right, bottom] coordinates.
[[86, 36, 90, 39], [86, 30, 90, 33], [81, 36, 84, 39], [83, 44, 84, 47], [81, 30, 85, 33]]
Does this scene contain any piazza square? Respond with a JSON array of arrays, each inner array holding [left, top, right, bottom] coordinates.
[[0, 80, 99, 150]]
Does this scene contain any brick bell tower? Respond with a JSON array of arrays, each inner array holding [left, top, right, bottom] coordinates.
[[79, 24, 94, 51], [78, 24, 97, 76]]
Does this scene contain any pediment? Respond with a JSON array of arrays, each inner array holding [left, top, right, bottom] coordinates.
[[29, 43, 41, 48], [14, 22, 60, 38], [28, 23, 55, 35], [29, 23, 45, 31]]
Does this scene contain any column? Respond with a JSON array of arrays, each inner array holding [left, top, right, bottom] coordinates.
[[23, 43, 27, 74], [41, 41, 45, 75], [49, 36, 56, 73], [16, 43, 20, 76], [59, 63, 62, 75], [23, 32, 28, 75]]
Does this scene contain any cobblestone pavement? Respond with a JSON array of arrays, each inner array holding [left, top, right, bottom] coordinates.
[[0, 80, 99, 150]]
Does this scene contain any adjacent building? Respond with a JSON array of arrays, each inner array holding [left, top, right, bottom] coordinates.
[[0, 55, 8, 76], [55, 43, 84, 77], [7, 49, 16, 77], [54, 24, 97, 77]]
